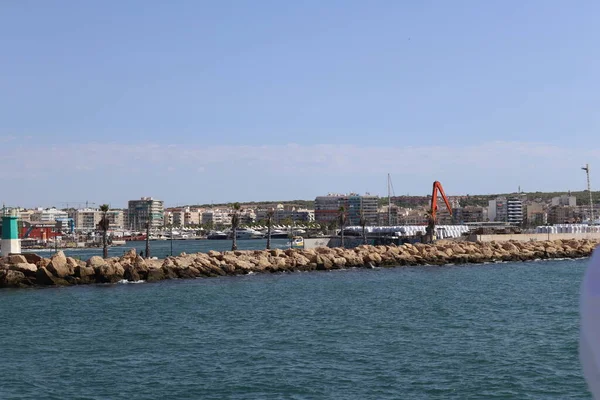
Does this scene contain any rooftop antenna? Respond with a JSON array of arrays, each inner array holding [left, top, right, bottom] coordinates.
[[387, 173, 396, 225], [582, 164, 594, 225]]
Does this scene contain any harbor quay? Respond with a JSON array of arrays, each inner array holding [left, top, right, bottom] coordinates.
[[0, 238, 598, 289]]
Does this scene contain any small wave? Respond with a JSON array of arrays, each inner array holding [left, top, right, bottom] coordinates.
[[117, 279, 145, 284]]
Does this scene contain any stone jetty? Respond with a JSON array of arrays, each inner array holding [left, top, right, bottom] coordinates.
[[0, 239, 598, 288]]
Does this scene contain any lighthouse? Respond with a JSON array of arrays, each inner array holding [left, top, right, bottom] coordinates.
[[1, 208, 20, 256]]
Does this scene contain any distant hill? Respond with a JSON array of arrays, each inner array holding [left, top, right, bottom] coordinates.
[[185, 191, 599, 210], [191, 199, 315, 210], [383, 190, 600, 209]]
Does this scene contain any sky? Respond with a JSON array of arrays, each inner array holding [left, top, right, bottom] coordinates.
[[1, 0, 599, 208]]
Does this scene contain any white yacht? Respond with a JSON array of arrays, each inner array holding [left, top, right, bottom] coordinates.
[[269, 229, 290, 239], [230, 228, 265, 240], [207, 230, 228, 240]]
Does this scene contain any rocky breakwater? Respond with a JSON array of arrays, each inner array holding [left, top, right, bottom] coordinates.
[[0, 239, 598, 288]]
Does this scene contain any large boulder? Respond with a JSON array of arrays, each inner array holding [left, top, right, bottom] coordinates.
[[22, 253, 43, 264], [363, 252, 382, 265], [87, 256, 107, 268], [10, 263, 37, 276], [254, 256, 272, 271], [8, 254, 28, 264], [316, 254, 333, 270], [134, 256, 149, 272], [123, 248, 137, 259], [66, 257, 80, 269], [269, 249, 284, 257], [175, 266, 201, 279], [502, 242, 519, 252], [206, 264, 226, 276], [94, 263, 120, 283], [233, 259, 254, 272], [207, 250, 222, 260], [292, 254, 311, 267], [162, 257, 175, 268], [220, 264, 236, 274], [0, 270, 28, 288], [161, 266, 178, 280], [332, 257, 347, 269], [36, 267, 67, 286], [47, 251, 72, 278], [112, 262, 125, 277], [74, 265, 95, 281], [174, 255, 194, 268], [146, 267, 166, 282], [123, 264, 141, 282]]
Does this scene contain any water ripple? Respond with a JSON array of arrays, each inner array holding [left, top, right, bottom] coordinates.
[[0, 260, 592, 399]]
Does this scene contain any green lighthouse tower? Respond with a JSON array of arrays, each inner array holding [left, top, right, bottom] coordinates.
[[1, 208, 21, 255]]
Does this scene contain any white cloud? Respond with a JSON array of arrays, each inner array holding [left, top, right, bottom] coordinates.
[[0, 140, 597, 207]]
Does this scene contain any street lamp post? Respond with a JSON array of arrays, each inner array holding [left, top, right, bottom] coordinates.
[[145, 221, 150, 259], [582, 164, 594, 225]]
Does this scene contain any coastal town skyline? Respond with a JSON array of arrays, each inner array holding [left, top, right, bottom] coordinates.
[[2, 180, 597, 211]]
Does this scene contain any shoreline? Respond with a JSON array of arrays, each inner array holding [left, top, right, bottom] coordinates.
[[0, 239, 597, 289]]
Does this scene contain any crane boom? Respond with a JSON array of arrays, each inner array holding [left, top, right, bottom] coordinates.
[[425, 181, 452, 243], [430, 181, 452, 221]]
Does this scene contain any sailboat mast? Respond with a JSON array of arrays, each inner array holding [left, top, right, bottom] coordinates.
[[387, 173, 391, 226]]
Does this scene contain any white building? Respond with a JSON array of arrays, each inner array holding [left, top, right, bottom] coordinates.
[[202, 209, 231, 227], [506, 197, 523, 225], [30, 208, 69, 223], [552, 195, 577, 207], [255, 206, 315, 224], [67, 208, 125, 232]]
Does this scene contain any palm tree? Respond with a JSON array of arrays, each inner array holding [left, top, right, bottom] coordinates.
[[359, 211, 367, 245], [424, 209, 435, 243], [231, 202, 241, 251], [266, 208, 274, 250], [98, 204, 110, 258], [145, 221, 151, 258], [338, 206, 347, 248]]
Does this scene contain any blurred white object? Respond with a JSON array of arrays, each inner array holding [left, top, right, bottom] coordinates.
[[581, 247, 600, 398]]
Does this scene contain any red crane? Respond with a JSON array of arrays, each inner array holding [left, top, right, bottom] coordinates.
[[425, 181, 452, 243]]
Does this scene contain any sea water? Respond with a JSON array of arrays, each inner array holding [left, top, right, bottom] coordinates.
[[0, 259, 591, 399], [26, 238, 294, 260]]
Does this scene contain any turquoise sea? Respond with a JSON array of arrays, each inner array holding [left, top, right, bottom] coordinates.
[[0, 256, 591, 399], [25, 238, 294, 260]]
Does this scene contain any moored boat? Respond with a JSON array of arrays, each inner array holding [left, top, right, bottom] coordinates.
[[207, 230, 228, 240]]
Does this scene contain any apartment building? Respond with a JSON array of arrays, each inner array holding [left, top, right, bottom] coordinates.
[[547, 205, 578, 224], [255, 206, 315, 224], [30, 208, 69, 223], [506, 197, 524, 225], [552, 195, 576, 207], [201, 209, 231, 227], [489, 196, 523, 225], [66, 208, 125, 232], [525, 203, 547, 226], [127, 197, 164, 230], [453, 206, 485, 223], [315, 193, 378, 225]]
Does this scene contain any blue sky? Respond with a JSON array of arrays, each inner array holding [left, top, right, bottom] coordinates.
[[1, 1, 599, 208]]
